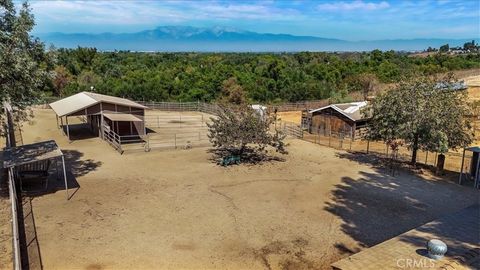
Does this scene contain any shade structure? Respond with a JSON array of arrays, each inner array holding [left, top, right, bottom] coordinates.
[[103, 113, 143, 122], [3, 140, 70, 199], [3, 140, 63, 168]]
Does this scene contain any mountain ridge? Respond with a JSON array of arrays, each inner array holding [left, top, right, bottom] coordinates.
[[37, 25, 475, 52]]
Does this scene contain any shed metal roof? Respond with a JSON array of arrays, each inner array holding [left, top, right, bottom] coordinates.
[[103, 113, 143, 122], [309, 101, 369, 122], [49, 92, 147, 117]]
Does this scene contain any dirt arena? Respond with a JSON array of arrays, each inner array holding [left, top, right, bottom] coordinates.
[[8, 108, 480, 270]]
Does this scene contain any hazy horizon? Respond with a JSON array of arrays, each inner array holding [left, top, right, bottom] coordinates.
[[21, 0, 480, 41]]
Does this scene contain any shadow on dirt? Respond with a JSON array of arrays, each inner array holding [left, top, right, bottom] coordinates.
[[327, 151, 480, 264]]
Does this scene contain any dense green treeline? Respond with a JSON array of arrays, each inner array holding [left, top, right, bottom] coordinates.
[[47, 48, 480, 103]]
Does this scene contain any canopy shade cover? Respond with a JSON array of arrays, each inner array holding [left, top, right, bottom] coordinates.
[[3, 140, 63, 168]]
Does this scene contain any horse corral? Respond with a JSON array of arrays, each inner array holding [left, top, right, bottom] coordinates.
[[4, 107, 478, 270], [141, 110, 214, 151]]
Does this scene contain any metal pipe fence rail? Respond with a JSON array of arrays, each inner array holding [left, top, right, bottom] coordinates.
[[102, 127, 210, 153], [145, 131, 210, 151], [137, 101, 200, 111], [278, 121, 303, 139], [267, 99, 331, 113], [136, 100, 222, 116], [143, 115, 211, 129], [102, 127, 123, 154]]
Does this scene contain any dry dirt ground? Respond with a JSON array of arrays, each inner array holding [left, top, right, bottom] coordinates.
[[277, 111, 302, 124], [0, 197, 13, 269], [10, 108, 480, 270]]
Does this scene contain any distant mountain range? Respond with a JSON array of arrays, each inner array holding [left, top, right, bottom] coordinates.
[[37, 25, 475, 52]]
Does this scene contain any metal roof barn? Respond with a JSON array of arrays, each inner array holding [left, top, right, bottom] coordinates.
[[49, 92, 147, 153], [49, 92, 147, 117]]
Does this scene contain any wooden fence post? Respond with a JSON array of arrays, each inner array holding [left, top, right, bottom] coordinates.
[[328, 130, 331, 147], [367, 139, 370, 154]]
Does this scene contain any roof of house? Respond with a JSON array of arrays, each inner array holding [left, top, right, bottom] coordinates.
[[309, 101, 369, 122], [49, 92, 147, 117]]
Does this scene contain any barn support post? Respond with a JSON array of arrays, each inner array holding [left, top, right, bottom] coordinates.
[[143, 120, 146, 136], [349, 134, 352, 151], [328, 129, 331, 147], [100, 103, 104, 139], [60, 116, 65, 135], [475, 154, 480, 188], [129, 107, 133, 135], [352, 123, 356, 141], [66, 116, 70, 141], [458, 148, 466, 184], [56, 115, 59, 128], [61, 155, 69, 200]]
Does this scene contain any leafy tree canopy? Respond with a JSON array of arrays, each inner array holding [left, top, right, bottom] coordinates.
[[39, 48, 480, 104], [365, 74, 473, 164], [1, 0, 50, 126]]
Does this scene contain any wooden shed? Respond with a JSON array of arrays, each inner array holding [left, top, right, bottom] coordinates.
[[303, 101, 369, 140], [49, 92, 147, 141]]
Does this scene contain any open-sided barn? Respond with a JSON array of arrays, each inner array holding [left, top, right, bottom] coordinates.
[[302, 101, 369, 140], [49, 92, 147, 141]]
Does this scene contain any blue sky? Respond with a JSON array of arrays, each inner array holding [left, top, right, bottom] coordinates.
[[24, 0, 479, 40]]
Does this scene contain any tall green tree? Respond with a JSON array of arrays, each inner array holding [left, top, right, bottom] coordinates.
[[1, 0, 47, 127], [218, 77, 247, 105], [365, 75, 473, 164]]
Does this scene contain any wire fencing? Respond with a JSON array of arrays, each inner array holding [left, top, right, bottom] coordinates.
[[276, 119, 473, 174]]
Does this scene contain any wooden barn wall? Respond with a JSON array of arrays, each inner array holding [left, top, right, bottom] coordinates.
[[101, 102, 116, 111], [86, 103, 101, 115], [65, 102, 144, 117], [310, 108, 354, 136]]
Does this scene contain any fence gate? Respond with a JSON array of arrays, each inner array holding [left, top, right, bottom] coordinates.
[[281, 121, 303, 139]]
